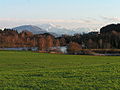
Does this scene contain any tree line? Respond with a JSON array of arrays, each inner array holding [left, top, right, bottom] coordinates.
[[0, 24, 120, 53]]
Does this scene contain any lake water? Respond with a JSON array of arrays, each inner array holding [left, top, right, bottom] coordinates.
[[0, 46, 67, 53], [0, 47, 38, 51]]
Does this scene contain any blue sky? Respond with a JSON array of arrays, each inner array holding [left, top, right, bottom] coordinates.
[[0, 0, 120, 29]]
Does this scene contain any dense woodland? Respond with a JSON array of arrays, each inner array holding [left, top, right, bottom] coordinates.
[[0, 24, 120, 53]]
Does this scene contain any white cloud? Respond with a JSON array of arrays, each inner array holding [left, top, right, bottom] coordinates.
[[0, 17, 120, 31], [101, 16, 120, 22]]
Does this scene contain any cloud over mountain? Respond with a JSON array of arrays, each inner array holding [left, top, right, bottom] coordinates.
[[1, 16, 120, 31]]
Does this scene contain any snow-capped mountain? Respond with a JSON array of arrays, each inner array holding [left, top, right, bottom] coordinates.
[[38, 24, 75, 35], [37, 24, 90, 35], [12, 25, 47, 34], [12, 24, 91, 37]]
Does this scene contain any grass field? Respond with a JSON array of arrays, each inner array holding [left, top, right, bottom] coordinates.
[[0, 51, 120, 89]]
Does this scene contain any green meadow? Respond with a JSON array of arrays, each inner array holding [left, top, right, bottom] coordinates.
[[0, 51, 120, 89]]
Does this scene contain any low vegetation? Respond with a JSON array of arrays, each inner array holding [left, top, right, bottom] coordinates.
[[0, 51, 120, 89]]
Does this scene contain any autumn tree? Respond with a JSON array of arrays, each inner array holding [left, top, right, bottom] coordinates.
[[46, 35, 54, 48], [38, 36, 46, 51], [67, 42, 82, 53], [55, 39, 60, 47]]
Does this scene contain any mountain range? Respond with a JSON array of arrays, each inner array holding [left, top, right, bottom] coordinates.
[[12, 24, 91, 36], [13, 25, 47, 34]]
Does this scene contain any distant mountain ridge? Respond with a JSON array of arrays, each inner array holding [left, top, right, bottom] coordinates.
[[12, 24, 91, 36]]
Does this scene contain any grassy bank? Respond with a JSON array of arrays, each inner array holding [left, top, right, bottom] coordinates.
[[0, 51, 120, 89]]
